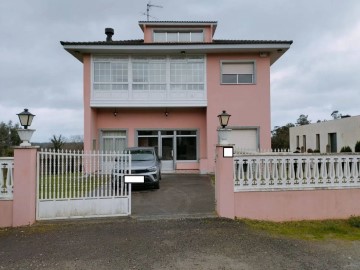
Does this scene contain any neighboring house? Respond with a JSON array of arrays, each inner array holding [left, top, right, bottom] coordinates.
[[289, 115, 360, 153], [61, 21, 292, 173]]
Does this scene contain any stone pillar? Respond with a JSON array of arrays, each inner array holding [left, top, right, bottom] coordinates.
[[215, 144, 235, 219], [12, 147, 38, 227]]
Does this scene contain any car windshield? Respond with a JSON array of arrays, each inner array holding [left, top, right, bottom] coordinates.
[[130, 150, 155, 161]]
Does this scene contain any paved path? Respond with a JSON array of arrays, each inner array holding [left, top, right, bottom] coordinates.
[[1, 218, 360, 270], [131, 174, 215, 219]]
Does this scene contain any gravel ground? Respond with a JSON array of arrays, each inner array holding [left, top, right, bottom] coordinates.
[[1, 217, 360, 270]]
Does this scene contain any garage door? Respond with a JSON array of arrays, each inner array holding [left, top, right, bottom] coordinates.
[[228, 129, 258, 152]]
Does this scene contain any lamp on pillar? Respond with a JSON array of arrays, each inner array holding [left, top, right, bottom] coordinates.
[[217, 110, 232, 144], [16, 108, 36, 146]]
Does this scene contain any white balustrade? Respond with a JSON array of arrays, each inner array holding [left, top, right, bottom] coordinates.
[[234, 154, 360, 191], [0, 157, 14, 199]]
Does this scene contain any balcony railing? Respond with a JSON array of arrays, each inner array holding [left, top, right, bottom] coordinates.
[[234, 154, 360, 192], [91, 88, 207, 107]]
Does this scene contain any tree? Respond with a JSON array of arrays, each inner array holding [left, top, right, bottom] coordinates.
[[296, 114, 311, 126], [0, 121, 21, 156], [50, 135, 65, 151], [271, 123, 295, 149], [331, 110, 341, 119]]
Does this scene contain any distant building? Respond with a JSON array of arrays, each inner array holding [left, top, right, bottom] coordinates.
[[289, 116, 360, 153], [61, 20, 292, 173]]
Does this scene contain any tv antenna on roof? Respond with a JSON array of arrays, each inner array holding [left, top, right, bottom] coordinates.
[[143, 1, 163, 21]]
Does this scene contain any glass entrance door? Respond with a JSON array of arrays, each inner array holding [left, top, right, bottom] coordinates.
[[161, 137, 174, 171]]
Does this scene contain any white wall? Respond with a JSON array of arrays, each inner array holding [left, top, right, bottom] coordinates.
[[289, 116, 360, 153]]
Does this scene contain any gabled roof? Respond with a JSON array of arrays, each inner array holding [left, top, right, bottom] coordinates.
[[60, 39, 293, 46], [60, 38, 292, 65]]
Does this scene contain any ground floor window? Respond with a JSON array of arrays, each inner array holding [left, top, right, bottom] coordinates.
[[101, 130, 127, 152], [137, 130, 198, 161]]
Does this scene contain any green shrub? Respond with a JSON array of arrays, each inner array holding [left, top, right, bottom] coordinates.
[[340, 146, 352, 153], [355, 141, 360, 152], [313, 149, 320, 153], [349, 216, 360, 228], [307, 148, 313, 153]]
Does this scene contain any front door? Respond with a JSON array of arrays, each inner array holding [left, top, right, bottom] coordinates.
[[161, 137, 174, 171]]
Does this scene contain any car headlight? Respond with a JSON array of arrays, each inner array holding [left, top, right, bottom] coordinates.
[[147, 166, 157, 172]]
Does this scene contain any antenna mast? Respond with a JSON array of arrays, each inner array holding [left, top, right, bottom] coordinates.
[[146, 1, 163, 21]]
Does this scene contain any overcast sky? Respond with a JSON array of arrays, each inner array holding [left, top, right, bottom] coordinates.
[[1, 0, 359, 142]]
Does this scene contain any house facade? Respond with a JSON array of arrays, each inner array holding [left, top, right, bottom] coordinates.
[[61, 21, 292, 173], [289, 115, 360, 153]]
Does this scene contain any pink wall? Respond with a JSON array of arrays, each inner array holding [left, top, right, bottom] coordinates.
[[215, 148, 360, 221], [94, 108, 208, 171], [0, 200, 13, 227], [83, 54, 97, 151], [206, 54, 271, 172], [234, 189, 360, 221], [1, 147, 38, 228], [143, 25, 214, 43]]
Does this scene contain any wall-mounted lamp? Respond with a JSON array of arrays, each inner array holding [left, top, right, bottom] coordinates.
[[217, 110, 232, 145], [217, 110, 231, 129], [164, 108, 169, 117], [16, 108, 36, 146], [113, 109, 117, 117]]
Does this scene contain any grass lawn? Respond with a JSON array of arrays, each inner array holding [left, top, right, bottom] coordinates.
[[38, 173, 112, 199], [241, 217, 360, 240]]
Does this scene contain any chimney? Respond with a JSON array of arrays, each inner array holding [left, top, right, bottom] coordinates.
[[105, 28, 114, 42]]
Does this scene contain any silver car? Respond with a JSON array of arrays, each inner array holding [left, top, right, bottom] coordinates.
[[113, 147, 161, 190]]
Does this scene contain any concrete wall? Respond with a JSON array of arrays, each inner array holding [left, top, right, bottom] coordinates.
[[0, 147, 37, 228], [289, 116, 360, 153]]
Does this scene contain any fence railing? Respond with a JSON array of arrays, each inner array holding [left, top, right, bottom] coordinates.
[[0, 157, 14, 200], [234, 154, 360, 191], [37, 149, 131, 200]]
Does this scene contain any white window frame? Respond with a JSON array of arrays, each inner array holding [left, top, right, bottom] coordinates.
[[220, 60, 256, 85], [92, 55, 205, 93], [153, 30, 204, 43]]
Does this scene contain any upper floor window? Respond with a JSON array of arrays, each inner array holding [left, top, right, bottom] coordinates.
[[153, 30, 204, 42], [92, 55, 205, 92], [221, 61, 255, 84], [93, 57, 128, 91]]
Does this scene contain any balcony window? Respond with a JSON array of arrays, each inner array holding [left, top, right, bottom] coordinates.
[[132, 60, 166, 91], [170, 58, 204, 90], [93, 61, 128, 90]]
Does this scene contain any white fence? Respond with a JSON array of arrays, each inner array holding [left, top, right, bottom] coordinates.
[[234, 154, 360, 191], [0, 157, 14, 200], [37, 149, 132, 220]]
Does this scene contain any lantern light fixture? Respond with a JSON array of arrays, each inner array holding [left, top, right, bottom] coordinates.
[[217, 110, 231, 129]]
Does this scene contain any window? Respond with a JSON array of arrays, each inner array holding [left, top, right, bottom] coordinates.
[[101, 130, 127, 152], [316, 134, 320, 151], [132, 59, 166, 91], [221, 62, 255, 84], [303, 135, 306, 151], [92, 56, 205, 93], [176, 130, 197, 160], [93, 60, 128, 91], [153, 31, 204, 42], [170, 57, 204, 90]]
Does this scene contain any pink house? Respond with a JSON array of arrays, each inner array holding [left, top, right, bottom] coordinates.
[[61, 21, 292, 173]]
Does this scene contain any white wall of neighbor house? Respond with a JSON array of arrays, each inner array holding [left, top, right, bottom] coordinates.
[[289, 115, 360, 153]]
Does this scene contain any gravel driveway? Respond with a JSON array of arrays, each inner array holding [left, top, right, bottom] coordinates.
[[1, 218, 360, 270]]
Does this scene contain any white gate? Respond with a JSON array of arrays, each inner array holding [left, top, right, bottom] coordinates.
[[36, 149, 131, 220]]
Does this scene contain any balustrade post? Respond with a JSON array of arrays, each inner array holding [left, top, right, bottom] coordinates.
[[12, 146, 38, 227], [215, 144, 235, 219]]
